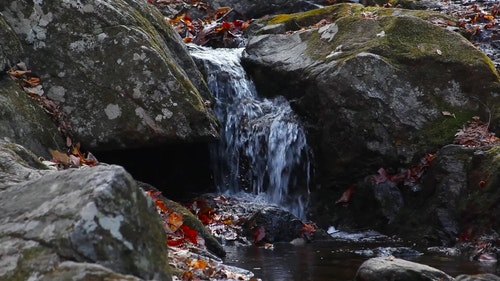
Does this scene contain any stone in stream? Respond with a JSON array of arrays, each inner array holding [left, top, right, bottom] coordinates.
[[354, 257, 454, 281]]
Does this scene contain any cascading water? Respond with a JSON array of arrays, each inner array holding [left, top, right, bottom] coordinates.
[[190, 46, 312, 219]]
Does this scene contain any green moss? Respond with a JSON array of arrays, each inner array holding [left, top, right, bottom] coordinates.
[[266, 4, 364, 30], [8, 245, 52, 281], [419, 110, 475, 147]]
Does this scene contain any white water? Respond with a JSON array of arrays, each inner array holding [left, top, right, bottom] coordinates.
[[189, 46, 312, 219]]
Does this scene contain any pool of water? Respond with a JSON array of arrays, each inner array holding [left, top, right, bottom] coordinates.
[[223, 241, 499, 281]]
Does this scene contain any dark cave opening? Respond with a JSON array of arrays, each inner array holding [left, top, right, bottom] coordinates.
[[93, 142, 215, 203]]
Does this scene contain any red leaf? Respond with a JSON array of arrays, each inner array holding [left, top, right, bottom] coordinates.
[[220, 21, 231, 30], [373, 168, 388, 184], [167, 238, 183, 247], [181, 225, 198, 244], [155, 200, 169, 213], [335, 184, 356, 205], [253, 226, 266, 244]]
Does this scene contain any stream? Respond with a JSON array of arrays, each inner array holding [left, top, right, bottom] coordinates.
[[223, 241, 499, 281], [188, 46, 500, 280]]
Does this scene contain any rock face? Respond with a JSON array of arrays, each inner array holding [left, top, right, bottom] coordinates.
[[355, 257, 454, 281], [240, 4, 500, 245], [0, 17, 64, 158], [242, 4, 500, 219], [0, 0, 218, 151], [0, 141, 171, 280], [402, 144, 500, 245]]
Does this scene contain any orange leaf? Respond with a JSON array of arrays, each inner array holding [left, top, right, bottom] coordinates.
[[168, 212, 184, 232], [188, 259, 208, 269], [155, 199, 169, 213], [300, 223, 316, 236], [23, 77, 41, 87], [215, 7, 231, 18]]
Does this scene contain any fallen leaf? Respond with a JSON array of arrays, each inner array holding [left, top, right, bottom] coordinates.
[[155, 199, 169, 213], [188, 258, 208, 269], [168, 212, 184, 232], [253, 226, 265, 244], [181, 225, 198, 244], [335, 184, 356, 204], [49, 149, 69, 164], [7, 69, 32, 77]]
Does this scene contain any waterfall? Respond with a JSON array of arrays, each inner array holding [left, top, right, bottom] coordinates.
[[190, 46, 312, 219]]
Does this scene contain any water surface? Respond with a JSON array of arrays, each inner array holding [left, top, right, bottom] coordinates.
[[223, 241, 499, 281]]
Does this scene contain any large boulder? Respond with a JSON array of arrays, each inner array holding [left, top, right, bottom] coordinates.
[[0, 142, 171, 280], [242, 4, 500, 200], [354, 257, 454, 281], [0, 0, 218, 151]]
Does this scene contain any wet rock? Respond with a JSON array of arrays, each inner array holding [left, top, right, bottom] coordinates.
[[354, 257, 454, 281], [39, 261, 146, 281], [0, 0, 218, 151], [245, 206, 306, 243], [355, 247, 422, 258], [0, 146, 172, 281], [455, 274, 500, 281]]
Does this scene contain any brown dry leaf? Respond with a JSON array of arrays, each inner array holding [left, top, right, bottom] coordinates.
[[49, 149, 69, 164], [454, 117, 500, 147]]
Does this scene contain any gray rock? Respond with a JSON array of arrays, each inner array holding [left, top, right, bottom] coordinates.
[[0, 15, 22, 71], [0, 17, 64, 158], [242, 3, 500, 209], [0, 0, 218, 150], [0, 158, 171, 280], [0, 140, 51, 187], [242, 4, 500, 232], [355, 257, 454, 281], [0, 78, 65, 159], [41, 261, 146, 281]]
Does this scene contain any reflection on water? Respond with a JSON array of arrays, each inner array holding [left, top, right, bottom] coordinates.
[[223, 241, 499, 281]]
